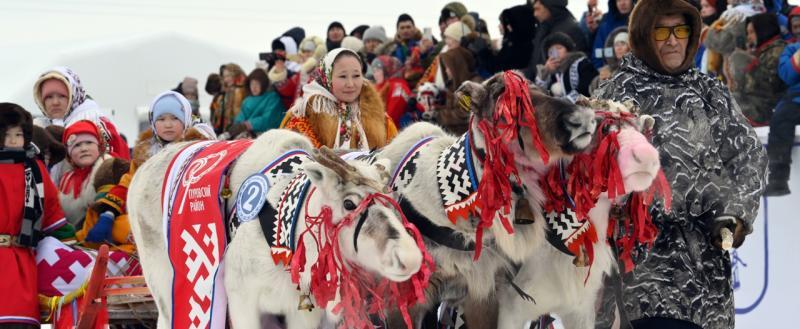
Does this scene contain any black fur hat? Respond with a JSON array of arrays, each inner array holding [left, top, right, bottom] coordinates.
[[0, 102, 33, 148]]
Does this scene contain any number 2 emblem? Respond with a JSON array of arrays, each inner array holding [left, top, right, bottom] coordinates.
[[236, 174, 270, 223]]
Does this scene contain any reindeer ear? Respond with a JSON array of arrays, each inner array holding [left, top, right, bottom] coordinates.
[[639, 115, 655, 132], [303, 162, 341, 194], [455, 80, 487, 115], [372, 158, 392, 186]]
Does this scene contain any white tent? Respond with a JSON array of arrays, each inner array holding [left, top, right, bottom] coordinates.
[[2, 32, 253, 140]]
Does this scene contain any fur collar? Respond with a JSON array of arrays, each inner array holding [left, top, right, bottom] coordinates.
[[59, 154, 112, 225], [131, 126, 211, 172]]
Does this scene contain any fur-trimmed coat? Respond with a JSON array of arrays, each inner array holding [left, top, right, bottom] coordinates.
[[54, 154, 113, 227], [130, 127, 208, 173], [281, 83, 398, 149]]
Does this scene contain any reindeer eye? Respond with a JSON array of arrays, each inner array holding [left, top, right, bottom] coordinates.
[[343, 199, 357, 211]]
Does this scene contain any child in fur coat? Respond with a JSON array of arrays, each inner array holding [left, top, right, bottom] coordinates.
[[84, 92, 214, 252], [54, 120, 113, 227], [0, 103, 75, 327]]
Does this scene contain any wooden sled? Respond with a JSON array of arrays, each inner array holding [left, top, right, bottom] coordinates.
[[76, 244, 157, 328]]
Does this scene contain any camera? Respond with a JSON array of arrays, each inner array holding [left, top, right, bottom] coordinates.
[[258, 52, 286, 67]]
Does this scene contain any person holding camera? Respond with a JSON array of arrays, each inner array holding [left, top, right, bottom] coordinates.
[[534, 32, 598, 101]]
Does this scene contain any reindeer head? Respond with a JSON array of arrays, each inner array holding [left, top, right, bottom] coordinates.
[[455, 71, 597, 165], [302, 147, 424, 281], [580, 98, 660, 192]]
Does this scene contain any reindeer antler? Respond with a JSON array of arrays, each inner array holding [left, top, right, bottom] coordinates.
[[312, 147, 386, 192], [313, 146, 358, 180]]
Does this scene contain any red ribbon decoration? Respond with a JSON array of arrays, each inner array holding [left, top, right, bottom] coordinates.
[[290, 192, 434, 329], [541, 110, 671, 273], [470, 70, 551, 260]]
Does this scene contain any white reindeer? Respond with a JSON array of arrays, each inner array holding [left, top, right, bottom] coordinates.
[[128, 130, 427, 329], [377, 71, 599, 328], [496, 99, 666, 329]]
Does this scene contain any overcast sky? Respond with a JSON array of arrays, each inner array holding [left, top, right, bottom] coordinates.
[[0, 0, 596, 54]]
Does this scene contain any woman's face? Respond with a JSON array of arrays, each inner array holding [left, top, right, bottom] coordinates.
[[222, 69, 235, 88], [372, 68, 385, 84], [250, 80, 263, 96], [70, 140, 100, 168], [614, 41, 630, 59], [330, 55, 364, 103], [700, 0, 717, 18], [445, 36, 460, 50], [154, 114, 185, 142]]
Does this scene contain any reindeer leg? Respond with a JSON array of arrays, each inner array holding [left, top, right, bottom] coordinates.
[[283, 310, 324, 329], [461, 296, 498, 329]]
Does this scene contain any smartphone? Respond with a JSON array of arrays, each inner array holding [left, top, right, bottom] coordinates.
[[548, 48, 560, 60], [423, 27, 433, 40]]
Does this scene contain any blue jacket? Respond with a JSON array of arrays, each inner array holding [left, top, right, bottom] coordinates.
[[590, 0, 635, 68], [234, 91, 286, 133], [779, 42, 800, 93]]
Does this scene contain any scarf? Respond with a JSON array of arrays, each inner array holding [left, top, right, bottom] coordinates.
[[59, 165, 92, 198], [0, 146, 45, 247]]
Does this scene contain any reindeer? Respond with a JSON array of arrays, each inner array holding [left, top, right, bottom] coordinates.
[[377, 71, 598, 328], [128, 130, 429, 329], [495, 99, 669, 329]]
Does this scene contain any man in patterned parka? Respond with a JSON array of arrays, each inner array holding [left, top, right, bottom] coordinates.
[[593, 0, 767, 328]]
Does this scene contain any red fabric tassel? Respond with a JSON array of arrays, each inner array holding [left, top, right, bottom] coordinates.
[[290, 193, 433, 328], [469, 71, 550, 259]]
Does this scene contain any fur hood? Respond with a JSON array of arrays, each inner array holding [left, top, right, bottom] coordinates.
[[628, 0, 702, 75], [131, 126, 210, 172], [298, 82, 390, 149], [58, 153, 112, 226]]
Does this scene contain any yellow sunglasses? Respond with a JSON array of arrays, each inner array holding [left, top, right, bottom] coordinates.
[[653, 24, 691, 41]]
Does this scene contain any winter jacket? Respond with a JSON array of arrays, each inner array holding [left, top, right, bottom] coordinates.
[[525, 5, 588, 79], [730, 37, 787, 125], [376, 77, 413, 128], [234, 91, 286, 134], [594, 1, 767, 328], [591, 0, 635, 68], [487, 4, 536, 72], [595, 53, 767, 329], [535, 52, 598, 101], [778, 41, 800, 93]]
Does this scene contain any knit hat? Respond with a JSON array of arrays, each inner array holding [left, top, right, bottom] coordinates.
[[614, 32, 629, 44], [0, 102, 33, 148], [628, 0, 702, 75], [397, 13, 415, 27], [363, 25, 389, 43], [63, 120, 102, 157], [536, 0, 568, 9], [441, 2, 468, 21], [746, 13, 781, 47], [328, 21, 345, 33], [543, 32, 576, 53], [148, 91, 192, 134], [444, 21, 472, 42], [341, 36, 365, 52], [371, 55, 404, 79], [350, 25, 370, 38], [300, 39, 318, 52]]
